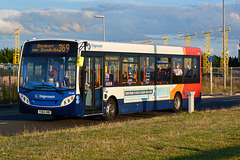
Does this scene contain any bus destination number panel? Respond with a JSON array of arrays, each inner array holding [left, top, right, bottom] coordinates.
[[31, 43, 70, 53]]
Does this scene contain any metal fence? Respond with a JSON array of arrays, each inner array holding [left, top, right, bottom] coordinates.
[[0, 64, 239, 104], [0, 63, 19, 104], [202, 67, 240, 95]]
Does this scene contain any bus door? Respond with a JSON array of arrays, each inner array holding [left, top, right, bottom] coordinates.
[[84, 57, 103, 115]]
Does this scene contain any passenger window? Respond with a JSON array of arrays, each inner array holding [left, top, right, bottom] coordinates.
[[122, 57, 138, 85], [184, 58, 192, 77], [184, 57, 200, 83], [193, 57, 198, 78], [140, 57, 155, 85], [156, 57, 171, 84], [105, 56, 120, 86], [172, 57, 183, 83]]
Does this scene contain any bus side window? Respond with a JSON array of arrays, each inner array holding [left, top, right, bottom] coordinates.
[[193, 57, 198, 78], [184, 58, 192, 77], [184, 57, 200, 83], [122, 57, 138, 86], [105, 56, 120, 87], [172, 57, 183, 84], [156, 57, 171, 84], [140, 57, 155, 85]]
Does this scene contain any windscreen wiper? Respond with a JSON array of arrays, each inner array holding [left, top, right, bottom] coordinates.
[[27, 84, 64, 95], [23, 88, 35, 93]]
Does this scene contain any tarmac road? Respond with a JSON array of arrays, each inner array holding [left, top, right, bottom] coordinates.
[[0, 94, 240, 137]]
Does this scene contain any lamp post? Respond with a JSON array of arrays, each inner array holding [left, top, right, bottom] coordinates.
[[94, 15, 105, 41], [223, 0, 226, 88]]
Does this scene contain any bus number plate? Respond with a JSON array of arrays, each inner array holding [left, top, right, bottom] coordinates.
[[38, 110, 52, 115]]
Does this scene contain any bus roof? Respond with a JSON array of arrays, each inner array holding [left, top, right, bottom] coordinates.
[[24, 38, 201, 56], [80, 40, 201, 56]]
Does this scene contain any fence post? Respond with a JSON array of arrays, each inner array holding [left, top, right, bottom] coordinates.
[[210, 65, 213, 95], [0, 64, 3, 102], [231, 67, 232, 95], [8, 64, 12, 104]]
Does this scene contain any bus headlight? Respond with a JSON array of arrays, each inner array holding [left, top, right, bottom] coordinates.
[[19, 93, 30, 105], [60, 95, 75, 107]]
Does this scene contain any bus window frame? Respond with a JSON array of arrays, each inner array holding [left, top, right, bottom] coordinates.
[[183, 56, 200, 84], [104, 54, 121, 87], [156, 56, 172, 85], [139, 56, 155, 85], [82, 51, 201, 87], [171, 56, 184, 84], [121, 54, 139, 86]]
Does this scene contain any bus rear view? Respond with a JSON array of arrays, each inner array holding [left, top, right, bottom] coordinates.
[[18, 39, 81, 117]]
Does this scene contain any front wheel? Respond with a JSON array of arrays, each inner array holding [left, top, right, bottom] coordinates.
[[173, 93, 182, 112], [102, 98, 117, 121]]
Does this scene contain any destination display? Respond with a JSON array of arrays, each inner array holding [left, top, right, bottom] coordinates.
[[31, 43, 70, 53], [23, 41, 78, 55]]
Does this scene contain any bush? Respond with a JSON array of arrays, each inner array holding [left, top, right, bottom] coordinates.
[[0, 83, 18, 104]]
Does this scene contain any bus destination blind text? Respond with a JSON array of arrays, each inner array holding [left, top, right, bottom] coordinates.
[[31, 44, 70, 53]]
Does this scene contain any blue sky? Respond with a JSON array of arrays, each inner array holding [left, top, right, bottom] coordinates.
[[0, 0, 240, 56]]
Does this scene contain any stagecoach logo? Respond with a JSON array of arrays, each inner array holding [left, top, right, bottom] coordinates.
[[87, 43, 103, 50], [35, 94, 55, 99], [87, 43, 91, 50]]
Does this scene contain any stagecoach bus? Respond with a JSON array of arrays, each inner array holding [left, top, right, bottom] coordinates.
[[18, 39, 201, 120]]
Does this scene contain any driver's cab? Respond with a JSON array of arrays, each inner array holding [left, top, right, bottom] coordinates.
[[21, 56, 76, 90]]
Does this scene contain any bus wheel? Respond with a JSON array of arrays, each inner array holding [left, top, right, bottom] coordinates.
[[173, 93, 182, 112], [102, 98, 117, 121]]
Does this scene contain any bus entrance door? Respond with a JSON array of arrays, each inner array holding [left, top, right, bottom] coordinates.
[[84, 57, 103, 115]]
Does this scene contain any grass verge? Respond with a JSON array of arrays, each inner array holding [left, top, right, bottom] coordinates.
[[0, 107, 240, 159]]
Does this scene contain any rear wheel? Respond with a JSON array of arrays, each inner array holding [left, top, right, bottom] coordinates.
[[173, 93, 182, 112], [102, 98, 117, 121]]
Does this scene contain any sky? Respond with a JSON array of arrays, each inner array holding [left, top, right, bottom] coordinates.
[[0, 0, 240, 57]]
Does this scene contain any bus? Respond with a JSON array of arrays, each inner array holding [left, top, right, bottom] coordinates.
[[18, 39, 201, 120]]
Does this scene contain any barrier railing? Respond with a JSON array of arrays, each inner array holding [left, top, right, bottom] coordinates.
[[202, 67, 240, 95], [0, 63, 19, 105]]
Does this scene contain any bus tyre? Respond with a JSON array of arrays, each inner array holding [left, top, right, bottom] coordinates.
[[173, 93, 182, 112], [102, 98, 117, 121]]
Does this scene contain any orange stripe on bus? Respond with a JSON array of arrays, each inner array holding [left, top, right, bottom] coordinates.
[[182, 47, 186, 55], [170, 84, 184, 99]]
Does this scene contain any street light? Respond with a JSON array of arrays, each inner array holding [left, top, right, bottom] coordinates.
[[223, 0, 226, 88], [94, 15, 105, 41]]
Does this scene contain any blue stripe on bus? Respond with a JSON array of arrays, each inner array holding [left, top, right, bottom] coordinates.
[[113, 96, 201, 114]]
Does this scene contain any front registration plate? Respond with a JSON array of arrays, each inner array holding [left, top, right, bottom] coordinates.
[[38, 110, 52, 115]]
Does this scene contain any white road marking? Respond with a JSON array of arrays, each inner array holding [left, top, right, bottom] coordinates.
[[200, 101, 210, 104], [0, 122, 8, 125], [223, 99, 235, 102]]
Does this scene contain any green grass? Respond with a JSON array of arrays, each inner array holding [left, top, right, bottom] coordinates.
[[0, 107, 240, 159]]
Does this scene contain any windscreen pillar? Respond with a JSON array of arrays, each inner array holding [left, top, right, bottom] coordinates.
[[183, 91, 196, 113]]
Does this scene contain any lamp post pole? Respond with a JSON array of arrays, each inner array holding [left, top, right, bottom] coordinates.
[[223, 0, 226, 88], [94, 15, 105, 41]]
